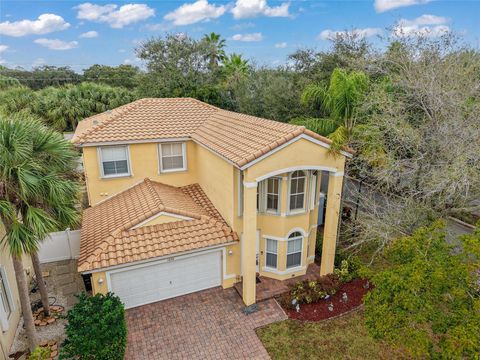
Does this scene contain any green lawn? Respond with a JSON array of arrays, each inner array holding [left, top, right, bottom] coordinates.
[[256, 310, 405, 360]]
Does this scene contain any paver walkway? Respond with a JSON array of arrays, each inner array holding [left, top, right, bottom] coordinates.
[[125, 287, 287, 359]]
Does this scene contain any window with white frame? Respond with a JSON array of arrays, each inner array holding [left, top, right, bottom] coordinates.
[[289, 170, 306, 212], [287, 232, 303, 268], [266, 177, 281, 213], [265, 239, 278, 268], [159, 142, 186, 172], [309, 170, 318, 210], [0, 267, 13, 331], [100, 146, 130, 177]]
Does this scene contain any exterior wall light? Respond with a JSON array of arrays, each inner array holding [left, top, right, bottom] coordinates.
[[98, 278, 104, 285], [228, 250, 233, 256]]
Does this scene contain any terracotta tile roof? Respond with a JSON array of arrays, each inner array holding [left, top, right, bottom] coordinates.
[[78, 178, 237, 272], [72, 98, 353, 167]]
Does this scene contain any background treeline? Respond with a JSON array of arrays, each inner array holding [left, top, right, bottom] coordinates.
[[1, 32, 479, 245]]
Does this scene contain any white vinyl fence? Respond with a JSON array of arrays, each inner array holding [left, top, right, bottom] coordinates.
[[37, 229, 81, 264]]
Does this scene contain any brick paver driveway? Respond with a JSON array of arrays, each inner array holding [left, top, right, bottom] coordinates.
[[125, 287, 287, 359]]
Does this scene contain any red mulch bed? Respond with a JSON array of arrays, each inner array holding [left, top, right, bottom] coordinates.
[[284, 278, 372, 321]]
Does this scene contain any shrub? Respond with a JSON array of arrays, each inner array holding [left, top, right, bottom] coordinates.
[[29, 347, 51, 360], [280, 274, 341, 309], [333, 257, 361, 283], [60, 292, 127, 360], [364, 222, 480, 358]]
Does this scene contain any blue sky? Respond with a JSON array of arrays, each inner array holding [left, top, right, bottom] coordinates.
[[0, 0, 479, 72]]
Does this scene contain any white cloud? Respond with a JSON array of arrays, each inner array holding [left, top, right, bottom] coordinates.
[[231, 32, 263, 41], [79, 30, 98, 38], [394, 14, 450, 37], [319, 27, 382, 41], [75, 3, 155, 28], [231, 0, 290, 19], [374, 0, 431, 13], [275, 42, 287, 48], [0, 14, 70, 37], [231, 22, 255, 30], [0, 45, 8, 53], [164, 0, 226, 26], [34, 38, 79, 50]]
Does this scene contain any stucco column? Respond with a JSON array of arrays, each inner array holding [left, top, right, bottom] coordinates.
[[320, 172, 344, 276], [242, 180, 257, 306]]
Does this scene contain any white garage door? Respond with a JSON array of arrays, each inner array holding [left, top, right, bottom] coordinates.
[[108, 250, 222, 309]]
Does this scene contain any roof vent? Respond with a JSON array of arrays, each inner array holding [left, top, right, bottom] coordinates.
[[92, 120, 98, 125]]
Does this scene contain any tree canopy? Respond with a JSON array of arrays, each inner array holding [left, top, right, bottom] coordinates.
[[363, 221, 480, 358]]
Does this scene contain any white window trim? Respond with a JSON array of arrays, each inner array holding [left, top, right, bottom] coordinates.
[[97, 145, 132, 179], [0, 266, 15, 332], [287, 171, 307, 215], [286, 235, 303, 269], [237, 171, 244, 217], [264, 238, 278, 270], [158, 142, 187, 173], [309, 171, 318, 211], [265, 177, 282, 215]]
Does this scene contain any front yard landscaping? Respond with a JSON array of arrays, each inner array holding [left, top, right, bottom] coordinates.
[[257, 310, 405, 360]]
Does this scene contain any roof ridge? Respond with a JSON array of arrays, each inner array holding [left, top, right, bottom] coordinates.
[[74, 98, 149, 144], [144, 177, 165, 210]]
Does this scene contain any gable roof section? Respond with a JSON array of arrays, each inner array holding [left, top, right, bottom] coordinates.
[[78, 178, 237, 272], [72, 98, 353, 168]]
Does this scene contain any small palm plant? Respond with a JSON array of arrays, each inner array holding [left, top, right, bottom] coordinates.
[[0, 113, 81, 350]]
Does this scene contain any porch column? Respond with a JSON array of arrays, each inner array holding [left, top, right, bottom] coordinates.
[[320, 172, 344, 276], [242, 180, 257, 306]]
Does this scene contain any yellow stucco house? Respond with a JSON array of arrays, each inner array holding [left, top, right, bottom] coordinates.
[[72, 98, 352, 309], [0, 225, 32, 358]]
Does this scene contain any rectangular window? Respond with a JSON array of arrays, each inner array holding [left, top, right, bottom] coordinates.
[[266, 177, 280, 213], [100, 146, 130, 177], [160, 142, 186, 172], [289, 171, 306, 212], [265, 239, 278, 268], [309, 171, 318, 210], [0, 267, 12, 331], [287, 237, 302, 268]]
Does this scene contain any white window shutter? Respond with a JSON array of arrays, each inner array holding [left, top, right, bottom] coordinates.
[[258, 181, 267, 213], [310, 172, 317, 210]]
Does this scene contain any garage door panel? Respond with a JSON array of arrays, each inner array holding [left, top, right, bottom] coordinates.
[[109, 250, 221, 309]]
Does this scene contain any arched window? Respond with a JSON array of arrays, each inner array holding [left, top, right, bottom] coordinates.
[[287, 231, 303, 268], [289, 170, 306, 212]]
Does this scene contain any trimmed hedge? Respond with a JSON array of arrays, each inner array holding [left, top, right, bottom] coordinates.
[[60, 292, 127, 360]]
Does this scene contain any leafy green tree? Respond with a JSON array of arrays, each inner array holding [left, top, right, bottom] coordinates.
[[0, 114, 81, 350], [82, 64, 141, 89], [298, 68, 369, 149], [0, 65, 81, 90], [364, 221, 480, 358], [202, 32, 227, 68], [60, 293, 127, 360], [136, 33, 212, 98]]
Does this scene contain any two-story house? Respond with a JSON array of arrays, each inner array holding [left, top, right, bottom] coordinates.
[[72, 98, 352, 309], [0, 227, 32, 358]]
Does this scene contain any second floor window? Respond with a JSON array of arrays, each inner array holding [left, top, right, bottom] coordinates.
[[100, 146, 130, 177], [266, 177, 280, 213], [159, 142, 186, 172], [257, 177, 281, 213], [289, 170, 306, 211]]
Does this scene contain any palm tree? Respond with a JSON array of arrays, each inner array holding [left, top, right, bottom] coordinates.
[[202, 32, 227, 68], [0, 113, 81, 350], [299, 68, 369, 150], [222, 53, 250, 88]]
